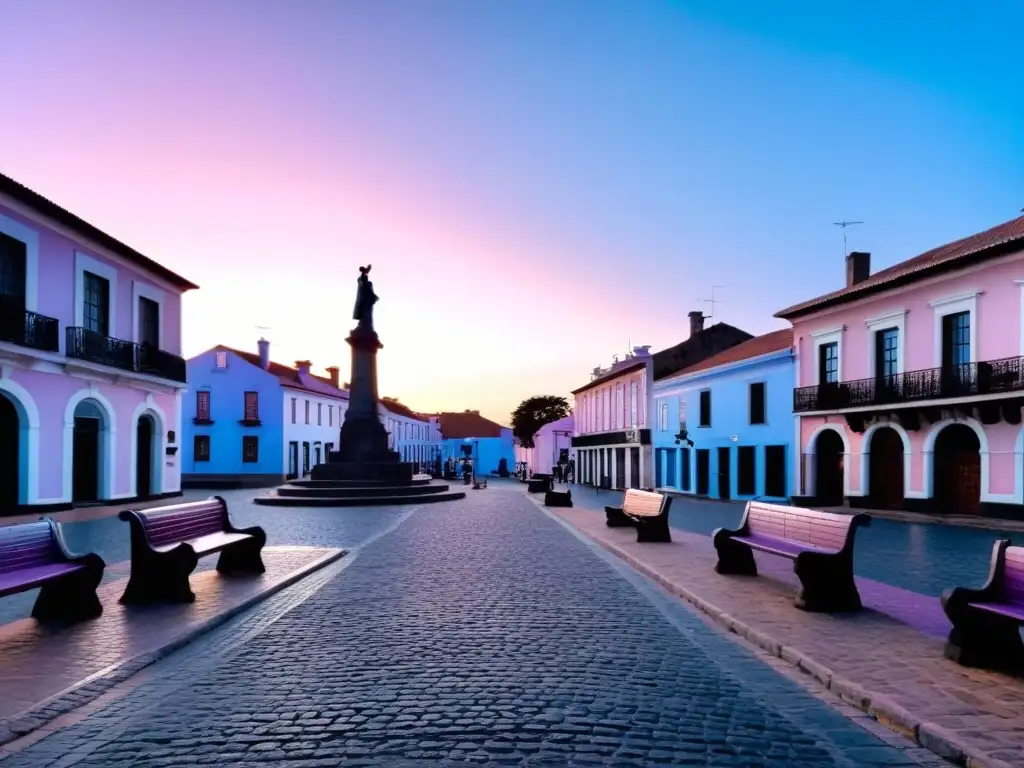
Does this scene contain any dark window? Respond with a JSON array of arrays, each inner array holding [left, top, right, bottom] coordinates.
[[819, 342, 839, 384], [941, 311, 970, 368], [317, 402, 322, 425], [244, 391, 259, 421], [665, 448, 676, 487], [302, 442, 310, 474], [749, 382, 766, 425], [195, 391, 211, 421], [680, 448, 691, 492], [0, 232, 27, 304], [139, 297, 159, 347], [242, 435, 259, 463], [698, 390, 711, 427], [737, 446, 756, 495], [291, 397, 297, 423], [655, 449, 663, 487], [288, 441, 298, 475], [765, 445, 787, 498], [328, 406, 333, 426], [83, 271, 110, 335], [875, 327, 898, 378], [695, 449, 710, 495], [194, 434, 210, 462], [304, 400, 310, 424]]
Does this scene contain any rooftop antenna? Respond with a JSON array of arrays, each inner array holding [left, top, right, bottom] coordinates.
[[702, 285, 725, 323], [833, 220, 863, 256]]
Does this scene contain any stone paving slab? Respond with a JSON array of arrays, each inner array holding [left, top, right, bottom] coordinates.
[[540, 496, 1024, 768], [0, 546, 344, 738]]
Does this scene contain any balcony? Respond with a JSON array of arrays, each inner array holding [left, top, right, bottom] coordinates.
[[794, 356, 1024, 413], [0, 300, 59, 353], [66, 327, 187, 383]]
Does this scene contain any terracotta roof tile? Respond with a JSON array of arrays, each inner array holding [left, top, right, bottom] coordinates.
[[380, 397, 429, 422], [0, 172, 199, 290], [776, 215, 1024, 319], [659, 329, 793, 382], [431, 411, 506, 439]]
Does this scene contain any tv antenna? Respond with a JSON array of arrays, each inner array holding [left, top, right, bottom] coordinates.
[[702, 285, 725, 322], [833, 220, 863, 256]]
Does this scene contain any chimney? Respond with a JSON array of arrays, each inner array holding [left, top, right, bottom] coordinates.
[[688, 311, 705, 337], [632, 345, 651, 358], [846, 251, 871, 287], [294, 360, 312, 376], [325, 366, 340, 388], [257, 338, 270, 370]]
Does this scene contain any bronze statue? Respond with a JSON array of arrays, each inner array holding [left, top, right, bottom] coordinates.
[[353, 264, 378, 330]]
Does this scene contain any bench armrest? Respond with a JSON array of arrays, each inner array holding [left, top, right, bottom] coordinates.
[[941, 539, 1011, 610], [41, 517, 106, 569], [604, 505, 623, 515]]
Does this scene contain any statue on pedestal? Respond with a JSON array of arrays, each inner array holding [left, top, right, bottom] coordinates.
[[353, 264, 378, 332]]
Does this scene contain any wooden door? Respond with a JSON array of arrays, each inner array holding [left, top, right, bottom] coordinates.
[[934, 425, 981, 515], [717, 447, 731, 499], [815, 429, 844, 506], [868, 427, 904, 509]]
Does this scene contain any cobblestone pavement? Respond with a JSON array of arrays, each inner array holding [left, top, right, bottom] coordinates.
[[568, 483, 1018, 597], [0, 488, 937, 767], [0, 490, 412, 625], [544, 496, 1024, 767]]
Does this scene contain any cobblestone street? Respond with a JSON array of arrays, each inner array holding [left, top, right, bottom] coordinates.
[[0, 488, 931, 766]]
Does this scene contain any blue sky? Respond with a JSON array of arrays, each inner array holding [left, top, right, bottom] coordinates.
[[1, 0, 1021, 419]]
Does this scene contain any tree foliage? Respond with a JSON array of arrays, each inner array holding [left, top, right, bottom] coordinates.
[[511, 395, 571, 448]]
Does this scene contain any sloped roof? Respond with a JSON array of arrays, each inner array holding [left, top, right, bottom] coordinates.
[[381, 397, 429, 422], [659, 329, 793, 383], [571, 360, 647, 396], [434, 411, 506, 439], [776, 215, 1024, 319], [218, 346, 348, 400], [652, 322, 754, 380], [0, 172, 199, 290]]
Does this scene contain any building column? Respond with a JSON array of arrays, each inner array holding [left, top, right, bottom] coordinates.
[[610, 448, 618, 488], [638, 447, 645, 489]]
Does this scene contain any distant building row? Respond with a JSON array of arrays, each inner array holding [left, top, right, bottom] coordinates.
[[570, 213, 1024, 521]]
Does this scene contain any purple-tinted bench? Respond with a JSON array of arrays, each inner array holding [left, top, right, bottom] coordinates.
[[712, 500, 870, 612], [941, 539, 1024, 674], [605, 488, 672, 543], [119, 496, 266, 605], [0, 519, 105, 622]]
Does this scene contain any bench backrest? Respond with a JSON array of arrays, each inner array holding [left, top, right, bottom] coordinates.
[[621, 488, 667, 518], [0, 521, 63, 573], [133, 498, 228, 547], [744, 501, 864, 552], [1001, 544, 1024, 606]]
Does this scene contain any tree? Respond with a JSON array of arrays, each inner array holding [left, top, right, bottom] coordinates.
[[511, 395, 571, 448]]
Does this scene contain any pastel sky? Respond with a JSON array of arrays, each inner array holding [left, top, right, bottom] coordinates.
[[2, 1, 1021, 424]]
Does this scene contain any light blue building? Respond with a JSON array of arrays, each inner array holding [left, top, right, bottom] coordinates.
[[651, 330, 793, 502], [435, 410, 516, 476]]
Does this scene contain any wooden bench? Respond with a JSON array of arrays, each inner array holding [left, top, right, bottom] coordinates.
[[0, 519, 105, 622], [605, 488, 672, 542], [712, 501, 870, 612], [119, 496, 266, 605], [473, 477, 488, 489], [941, 539, 1024, 673], [544, 488, 572, 507], [527, 477, 551, 493]]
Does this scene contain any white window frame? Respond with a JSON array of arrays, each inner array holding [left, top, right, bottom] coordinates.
[[74, 251, 119, 336], [131, 280, 165, 347], [929, 291, 979, 366], [0, 212, 39, 311], [810, 326, 844, 385], [678, 396, 687, 429], [864, 310, 907, 378], [215, 350, 228, 368], [658, 401, 668, 431]]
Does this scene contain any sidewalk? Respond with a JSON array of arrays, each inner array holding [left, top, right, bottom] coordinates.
[[0, 492, 212, 528], [538, 495, 1024, 768]]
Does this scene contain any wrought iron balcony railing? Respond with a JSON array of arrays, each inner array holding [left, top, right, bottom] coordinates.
[[793, 356, 1024, 413], [0, 300, 59, 353], [66, 327, 187, 383]]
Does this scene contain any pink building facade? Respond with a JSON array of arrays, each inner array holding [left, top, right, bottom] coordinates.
[[571, 346, 654, 489], [779, 215, 1024, 520], [0, 174, 197, 511]]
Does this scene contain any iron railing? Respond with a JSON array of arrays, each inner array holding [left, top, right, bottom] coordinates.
[[0, 301, 59, 353], [793, 356, 1024, 412], [66, 327, 187, 383]]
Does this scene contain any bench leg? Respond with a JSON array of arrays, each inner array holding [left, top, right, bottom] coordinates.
[[120, 547, 199, 605], [713, 534, 757, 576], [32, 555, 105, 623], [793, 552, 862, 612], [943, 593, 1024, 673], [605, 506, 636, 527], [636, 515, 671, 543], [216, 536, 266, 575]]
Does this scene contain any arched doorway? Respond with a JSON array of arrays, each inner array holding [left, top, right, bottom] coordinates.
[[136, 414, 155, 498], [0, 393, 19, 507], [815, 429, 845, 505], [72, 399, 106, 503], [868, 427, 905, 509], [934, 424, 981, 515]]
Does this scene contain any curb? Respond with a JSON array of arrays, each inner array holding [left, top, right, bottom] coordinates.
[[553, 514, 1015, 768], [0, 547, 347, 747]]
